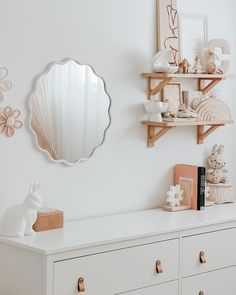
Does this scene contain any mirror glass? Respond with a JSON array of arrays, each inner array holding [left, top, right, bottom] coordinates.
[[30, 59, 111, 165]]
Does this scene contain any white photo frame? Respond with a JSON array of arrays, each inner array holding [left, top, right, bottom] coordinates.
[[178, 14, 208, 66]]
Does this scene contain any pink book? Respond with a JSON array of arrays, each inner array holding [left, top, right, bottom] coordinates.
[[174, 164, 198, 210]]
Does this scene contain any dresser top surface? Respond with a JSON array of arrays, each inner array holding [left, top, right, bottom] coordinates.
[[1, 203, 236, 255]]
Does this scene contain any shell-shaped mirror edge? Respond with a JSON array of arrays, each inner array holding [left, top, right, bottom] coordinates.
[[28, 58, 112, 166]]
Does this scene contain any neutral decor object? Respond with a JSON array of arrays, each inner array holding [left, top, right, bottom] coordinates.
[[207, 183, 235, 204], [178, 14, 208, 66], [0, 182, 42, 238], [0, 67, 13, 101], [205, 186, 214, 207], [176, 103, 198, 120], [2, 201, 236, 295], [144, 101, 169, 122], [29, 58, 111, 166], [178, 59, 190, 74], [195, 98, 232, 122], [157, 0, 179, 65], [207, 145, 228, 184], [166, 185, 184, 207], [207, 39, 231, 74], [205, 52, 223, 74], [152, 50, 178, 73], [206, 145, 235, 204], [33, 209, 64, 232], [193, 56, 202, 74], [0, 106, 22, 137], [161, 82, 182, 117], [183, 91, 203, 109]]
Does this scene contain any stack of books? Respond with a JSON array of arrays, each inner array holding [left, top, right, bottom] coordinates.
[[174, 164, 206, 211]]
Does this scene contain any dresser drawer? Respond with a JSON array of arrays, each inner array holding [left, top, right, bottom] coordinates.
[[120, 280, 178, 295], [182, 227, 236, 277], [54, 239, 179, 295], [182, 265, 236, 295]]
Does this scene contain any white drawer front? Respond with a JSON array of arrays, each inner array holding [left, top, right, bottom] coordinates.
[[182, 265, 236, 295], [182, 227, 236, 277], [120, 280, 178, 295], [54, 239, 179, 295]]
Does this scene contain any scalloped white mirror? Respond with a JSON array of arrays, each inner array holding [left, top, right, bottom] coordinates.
[[29, 59, 111, 165]]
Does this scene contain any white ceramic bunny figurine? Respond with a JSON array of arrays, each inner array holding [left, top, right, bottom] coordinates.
[[0, 182, 42, 238]]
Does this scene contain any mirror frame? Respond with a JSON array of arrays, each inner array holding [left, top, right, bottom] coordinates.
[[29, 58, 111, 166]]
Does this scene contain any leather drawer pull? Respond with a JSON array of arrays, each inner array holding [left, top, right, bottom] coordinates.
[[156, 260, 163, 274], [199, 251, 207, 264], [78, 277, 85, 292]]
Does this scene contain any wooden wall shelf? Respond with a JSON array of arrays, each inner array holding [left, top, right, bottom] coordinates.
[[141, 120, 233, 148], [141, 72, 234, 148], [141, 73, 234, 98]]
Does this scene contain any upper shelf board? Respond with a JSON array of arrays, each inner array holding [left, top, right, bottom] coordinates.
[[141, 73, 235, 79]]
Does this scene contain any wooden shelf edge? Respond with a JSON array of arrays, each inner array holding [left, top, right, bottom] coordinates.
[[141, 73, 235, 79], [142, 120, 233, 147], [141, 120, 234, 127]]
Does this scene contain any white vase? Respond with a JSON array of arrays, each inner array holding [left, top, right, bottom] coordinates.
[[144, 101, 169, 122]]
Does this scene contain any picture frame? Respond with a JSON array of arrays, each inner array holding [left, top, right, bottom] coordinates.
[[178, 14, 208, 66], [161, 82, 183, 115], [157, 0, 180, 65]]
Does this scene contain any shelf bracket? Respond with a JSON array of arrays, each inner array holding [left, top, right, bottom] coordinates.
[[197, 124, 223, 144], [147, 126, 173, 147], [198, 78, 222, 95], [148, 77, 172, 99]]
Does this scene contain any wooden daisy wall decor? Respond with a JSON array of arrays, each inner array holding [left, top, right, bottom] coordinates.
[[0, 106, 22, 137], [0, 67, 23, 137]]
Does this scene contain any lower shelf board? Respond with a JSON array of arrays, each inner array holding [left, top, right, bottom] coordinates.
[[141, 120, 233, 147]]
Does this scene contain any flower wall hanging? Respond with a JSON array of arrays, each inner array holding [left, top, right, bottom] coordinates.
[[0, 106, 22, 137], [0, 67, 13, 101]]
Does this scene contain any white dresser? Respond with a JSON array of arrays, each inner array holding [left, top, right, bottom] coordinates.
[[1, 204, 236, 295]]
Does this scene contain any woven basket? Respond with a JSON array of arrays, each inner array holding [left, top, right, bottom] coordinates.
[[207, 183, 235, 204]]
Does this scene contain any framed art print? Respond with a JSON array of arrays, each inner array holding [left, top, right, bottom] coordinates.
[[157, 0, 180, 65], [178, 14, 208, 66]]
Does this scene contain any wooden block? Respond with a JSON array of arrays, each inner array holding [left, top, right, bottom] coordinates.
[[162, 205, 191, 212], [33, 210, 64, 232]]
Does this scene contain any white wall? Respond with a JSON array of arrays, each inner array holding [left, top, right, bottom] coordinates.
[[0, 0, 235, 220]]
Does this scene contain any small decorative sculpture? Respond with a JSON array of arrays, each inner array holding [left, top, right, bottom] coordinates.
[[177, 103, 198, 119], [207, 145, 228, 184], [144, 101, 169, 122], [183, 91, 204, 110], [206, 52, 223, 74], [179, 59, 190, 74], [152, 50, 178, 73], [166, 185, 184, 207], [207, 39, 231, 73], [0, 67, 13, 101], [0, 182, 42, 238], [193, 57, 202, 74], [0, 106, 22, 137]]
